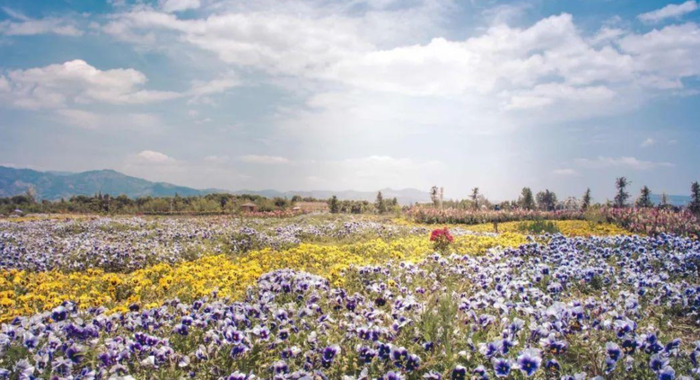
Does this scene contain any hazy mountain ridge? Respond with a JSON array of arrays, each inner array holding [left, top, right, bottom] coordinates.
[[0, 166, 429, 204], [0, 167, 208, 200]]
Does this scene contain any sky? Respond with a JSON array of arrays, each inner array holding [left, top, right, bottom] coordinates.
[[0, 0, 699, 202]]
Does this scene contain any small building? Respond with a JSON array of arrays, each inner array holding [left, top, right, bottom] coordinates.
[[13, 209, 23, 215], [295, 201, 329, 213], [239, 202, 258, 212]]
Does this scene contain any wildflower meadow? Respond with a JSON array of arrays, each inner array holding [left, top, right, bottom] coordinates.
[[0, 213, 698, 380]]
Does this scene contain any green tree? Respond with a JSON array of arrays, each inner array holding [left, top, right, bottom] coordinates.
[[375, 191, 386, 214], [636, 186, 653, 208], [614, 177, 630, 208], [471, 187, 479, 210], [329, 195, 339, 214], [430, 186, 440, 207], [520, 187, 535, 210], [25, 186, 37, 204], [690, 181, 700, 215], [536, 189, 558, 211], [582, 188, 591, 211]]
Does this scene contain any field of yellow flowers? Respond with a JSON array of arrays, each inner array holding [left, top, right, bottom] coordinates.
[[4, 215, 697, 379]]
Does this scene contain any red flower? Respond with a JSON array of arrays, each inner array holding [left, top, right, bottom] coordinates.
[[430, 227, 454, 243]]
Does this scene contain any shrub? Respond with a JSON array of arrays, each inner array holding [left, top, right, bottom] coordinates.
[[430, 227, 454, 252], [517, 220, 561, 234]]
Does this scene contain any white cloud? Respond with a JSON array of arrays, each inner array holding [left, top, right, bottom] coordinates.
[[135, 150, 175, 164], [505, 83, 616, 110], [57, 109, 162, 131], [0, 8, 83, 36], [575, 156, 674, 170], [160, 0, 201, 13], [0, 60, 180, 109], [638, 1, 698, 24], [239, 155, 291, 164], [641, 138, 656, 147], [552, 168, 578, 176], [188, 74, 240, 103], [102, 6, 700, 119]]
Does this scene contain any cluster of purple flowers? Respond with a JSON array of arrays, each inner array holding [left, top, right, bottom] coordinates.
[[0, 217, 429, 273], [0, 231, 698, 379]]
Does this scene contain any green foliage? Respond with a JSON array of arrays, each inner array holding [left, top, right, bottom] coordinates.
[[614, 177, 630, 208], [520, 187, 535, 210], [375, 191, 386, 214], [517, 220, 561, 234], [535, 189, 558, 211], [329, 195, 339, 214], [636, 186, 653, 208], [582, 188, 591, 211], [690, 181, 700, 215]]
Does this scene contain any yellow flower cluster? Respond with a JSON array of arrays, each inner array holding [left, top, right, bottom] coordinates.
[[396, 218, 628, 237], [0, 233, 524, 322]]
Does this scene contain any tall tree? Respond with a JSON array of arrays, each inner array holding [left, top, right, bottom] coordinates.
[[520, 187, 535, 210], [661, 192, 669, 207], [690, 182, 700, 215], [375, 191, 386, 214], [430, 186, 440, 207], [614, 177, 630, 208], [471, 187, 479, 210], [636, 186, 653, 208], [582, 188, 591, 211], [536, 189, 558, 211], [329, 195, 339, 214]]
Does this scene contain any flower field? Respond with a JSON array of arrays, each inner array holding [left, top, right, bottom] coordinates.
[[1, 215, 699, 379]]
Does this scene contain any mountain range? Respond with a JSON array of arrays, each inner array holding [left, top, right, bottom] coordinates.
[[0, 166, 430, 205]]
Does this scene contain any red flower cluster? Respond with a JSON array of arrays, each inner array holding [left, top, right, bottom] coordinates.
[[430, 227, 454, 243]]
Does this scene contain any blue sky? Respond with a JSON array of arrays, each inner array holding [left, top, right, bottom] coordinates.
[[1, 0, 699, 201]]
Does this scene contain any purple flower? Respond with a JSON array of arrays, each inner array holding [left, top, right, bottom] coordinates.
[[492, 357, 512, 377], [272, 360, 288, 374], [650, 354, 669, 372], [517, 348, 542, 377], [606, 342, 622, 361], [658, 366, 675, 380], [322, 345, 340, 368], [422, 371, 441, 379], [451, 365, 466, 380], [51, 306, 67, 322], [384, 371, 405, 380], [406, 354, 421, 371]]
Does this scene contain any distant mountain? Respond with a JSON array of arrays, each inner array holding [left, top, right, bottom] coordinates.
[[0, 166, 208, 200], [0, 166, 430, 204]]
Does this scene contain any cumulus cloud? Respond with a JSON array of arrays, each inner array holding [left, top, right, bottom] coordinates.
[[0, 60, 180, 109], [638, 1, 698, 24], [100, 7, 700, 124], [160, 0, 201, 13], [575, 156, 674, 170], [135, 150, 175, 164], [239, 155, 291, 164]]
